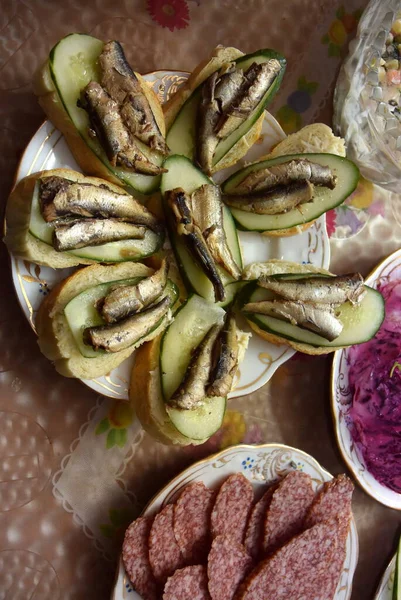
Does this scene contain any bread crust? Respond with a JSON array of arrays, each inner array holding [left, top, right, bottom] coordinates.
[[241, 259, 350, 355], [36, 262, 172, 378], [4, 168, 138, 268]]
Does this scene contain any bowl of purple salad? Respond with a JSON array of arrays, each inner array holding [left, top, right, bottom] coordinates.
[[331, 247, 401, 509]]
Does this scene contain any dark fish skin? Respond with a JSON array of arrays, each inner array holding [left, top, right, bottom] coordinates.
[[167, 323, 223, 410], [215, 59, 282, 140], [196, 72, 219, 175], [258, 273, 366, 305], [223, 181, 313, 215], [100, 258, 169, 323], [39, 176, 69, 208], [53, 218, 145, 252], [207, 311, 239, 397], [99, 41, 169, 155], [167, 188, 226, 302], [80, 82, 165, 175], [244, 300, 343, 342], [233, 159, 337, 195], [40, 176, 162, 232], [196, 68, 244, 174], [191, 184, 242, 280], [83, 295, 171, 352]]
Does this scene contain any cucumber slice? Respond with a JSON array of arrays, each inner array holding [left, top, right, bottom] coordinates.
[[160, 295, 226, 440], [393, 535, 401, 600], [161, 155, 243, 306], [240, 282, 385, 348], [221, 153, 359, 232], [167, 399, 226, 441], [166, 49, 286, 168], [64, 278, 178, 358], [29, 180, 163, 262], [48, 33, 162, 194]]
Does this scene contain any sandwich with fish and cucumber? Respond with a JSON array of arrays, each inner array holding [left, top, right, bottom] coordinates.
[[4, 169, 164, 268], [221, 123, 360, 236], [130, 295, 250, 445], [34, 35, 169, 195], [238, 260, 385, 355], [164, 44, 286, 174], [35, 258, 179, 379]]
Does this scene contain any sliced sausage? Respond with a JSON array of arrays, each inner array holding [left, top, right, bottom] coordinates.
[[163, 565, 210, 600], [174, 481, 215, 563], [208, 534, 253, 600], [244, 485, 276, 559], [122, 516, 158, 600], [262, 471, 314, 554], [149, 503, 184, 584], [211, 474, 254, 544], [304, 474, 354, 599], [235, 521, 339, 600]]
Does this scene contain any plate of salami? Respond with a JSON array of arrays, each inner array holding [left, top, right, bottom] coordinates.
[[112, 443, 358, 600]]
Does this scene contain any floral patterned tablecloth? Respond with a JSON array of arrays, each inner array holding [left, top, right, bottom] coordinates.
[[1, 1, 401, 599]]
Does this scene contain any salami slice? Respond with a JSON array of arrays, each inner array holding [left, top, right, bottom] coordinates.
[[235, 521, 338, 600], [149, 503, 184, 584], [305, 474, 354, 532], [304, 475, 354, 599], [122, 516, 158, 600], [211, 474, 254, 544], [163, 565, 210, 600], [244, 485, 276, 559], [262, 471, 314, 554], [208, 535, 253, 600], [174, 482, 215, 563]]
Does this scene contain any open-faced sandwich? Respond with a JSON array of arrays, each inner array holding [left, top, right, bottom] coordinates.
[[238, 259, 385, 354], [36, 259, 178, 379], [164, 45, 286, 174], [130, 295, 250, 445], [221, 123, 359, 236], [4, 168, 163, 268], [160, 155, 243, 306], [34, 35, 168, 195]]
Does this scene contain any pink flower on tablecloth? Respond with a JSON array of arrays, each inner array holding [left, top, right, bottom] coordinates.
[[146, 0, 190, 31], [326, 209, 337, 237]]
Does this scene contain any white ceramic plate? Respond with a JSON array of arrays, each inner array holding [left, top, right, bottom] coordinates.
[[111, 443, 358, 599], [375, 555, 396, 600], [331, 248, 401, 509], [9, 70, 330, 400]]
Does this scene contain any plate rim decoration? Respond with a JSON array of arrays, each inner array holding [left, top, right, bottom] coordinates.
[[331, 247, 401, 509], [7, 70, 330, 401], [374, 554, 396, 600], [111, 442, 359, 600]]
